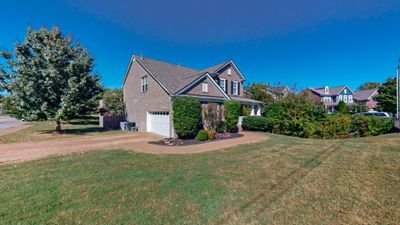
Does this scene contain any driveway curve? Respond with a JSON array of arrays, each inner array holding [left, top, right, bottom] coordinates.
[[0, 132, 267, 164]]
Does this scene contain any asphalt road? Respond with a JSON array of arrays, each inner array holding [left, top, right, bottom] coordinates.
[[0, 117, 25, 130]]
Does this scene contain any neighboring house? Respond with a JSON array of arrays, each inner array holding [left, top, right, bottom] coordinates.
[[354, 88, 379, 109], [268, 86, 291, 100], [303, 85, 355, 112], [122, 54, 263, 137]]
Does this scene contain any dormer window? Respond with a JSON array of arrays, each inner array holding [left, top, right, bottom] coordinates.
[[344, 89, 347, 94], [324, 86, 329, 94], [227, 68, 232, 76]]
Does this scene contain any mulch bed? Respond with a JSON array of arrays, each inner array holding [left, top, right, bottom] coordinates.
[[150, 133, 244, 146]]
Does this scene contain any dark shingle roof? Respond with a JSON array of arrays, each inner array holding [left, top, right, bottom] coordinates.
[[354, 88, 378, 101], [308, 85, 347, 96], [134, 54, 230, 94]]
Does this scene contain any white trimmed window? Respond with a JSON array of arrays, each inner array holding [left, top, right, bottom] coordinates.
[[343, 95, 348, 103], [232, 81, 239, 95], [348, 95, 353, 103], [202, 82, 208, 93], [141, 76, 148, 92], [339, 95, 343, 101], [323, 97, 331, 102], [344, 89, 347, 94], [219, 78, 226, 92], [324, 86, 329, 94]]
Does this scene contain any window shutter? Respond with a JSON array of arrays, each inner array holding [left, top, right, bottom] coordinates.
[[231, 81, 234, 95], [238, 83, 240, 95], [225, 80, 228, 93]]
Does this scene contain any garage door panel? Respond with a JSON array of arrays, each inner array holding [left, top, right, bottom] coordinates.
[[148, 112, 170, 137]]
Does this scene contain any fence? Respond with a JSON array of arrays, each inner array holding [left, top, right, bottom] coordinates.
[[99, 115, 126, 129]]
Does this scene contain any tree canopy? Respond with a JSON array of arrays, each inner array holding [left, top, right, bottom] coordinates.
[[357, 82, 381, 90], [100, 88, 124, 115], [245, 83, 276, 105], [0, 27, 103, 131], [376, 77, 396, 114]]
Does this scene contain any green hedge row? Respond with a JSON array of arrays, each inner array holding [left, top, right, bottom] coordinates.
[[242, 114, 394, 139]]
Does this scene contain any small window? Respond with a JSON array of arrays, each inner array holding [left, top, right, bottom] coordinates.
[[348, 95, 353, 103], [344, 89, 347, 94], [202, 82, 208, 93], [227, 68, 232, 76], [339, 95, 343, 101], [141, 76, 148, 92], [324, 86, 329, 94], [343, 95, 348, 103], [232, 81, 238, 95], [219, 78, 226, 92]]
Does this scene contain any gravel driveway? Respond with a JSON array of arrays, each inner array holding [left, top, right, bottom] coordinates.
[[0, 132, 267, 164]]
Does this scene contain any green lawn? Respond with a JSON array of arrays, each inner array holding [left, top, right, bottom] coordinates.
[[0, 121, 125, 143], [0, 133, 399, 224]]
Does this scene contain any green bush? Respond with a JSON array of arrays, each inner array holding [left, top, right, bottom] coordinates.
[[316, 114, 353, 139], [224, 100, 241, 133], [207, 129, 216, 140], [195, 130, 209, 141], [242, 116, 273, 132], [172, 96, 202, 138], [216, 121, 226, 133], [352, 115, 372, 137], [368, 116, 394, 136]]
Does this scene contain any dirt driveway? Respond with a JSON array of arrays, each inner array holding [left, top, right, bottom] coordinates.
[[0, 132, 267, 164]]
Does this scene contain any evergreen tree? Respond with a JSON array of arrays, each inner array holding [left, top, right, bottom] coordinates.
[[376, 77, 396, 115]]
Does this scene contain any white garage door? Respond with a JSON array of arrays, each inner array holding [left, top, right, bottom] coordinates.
[[147, 112, 170, 137]]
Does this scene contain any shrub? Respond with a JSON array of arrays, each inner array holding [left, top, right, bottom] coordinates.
[[224, 100, 241, 133], [216, 121, 226, 133], [172, 96, 202, 138], [322, 114, 353, 139], [337, 101, 347, 113], [351, 115, 372, 137], [207, 129, 216, 140], [195, 130, 209, 141], [242, 116, 273, 132], [368, 116, 394, 135]]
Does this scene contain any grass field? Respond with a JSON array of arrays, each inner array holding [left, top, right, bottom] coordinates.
[[0, 133, 399, 224], [0, 121, 125, 143]]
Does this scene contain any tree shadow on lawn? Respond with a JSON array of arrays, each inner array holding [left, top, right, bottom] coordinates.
[[38, 127, 113, 136]]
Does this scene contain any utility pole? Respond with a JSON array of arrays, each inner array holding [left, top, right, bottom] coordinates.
[[397, 59, 399, 120]]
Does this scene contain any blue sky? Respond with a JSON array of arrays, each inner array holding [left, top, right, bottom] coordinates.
[[1, 0, 400, 90]]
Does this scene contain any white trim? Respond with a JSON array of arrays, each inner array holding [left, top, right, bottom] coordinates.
[[122, 55, 172, 96], [219, 78, 226, 92], [202, 82, 208, 93], [175, 73, 231, 99], [214, 60, 246, 80], [232, 81, 239, 95]]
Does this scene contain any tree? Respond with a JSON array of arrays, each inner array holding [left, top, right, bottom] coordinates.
[[337, 101, 347, 113], [0, 27, 103, 132], [172, 96, 202, 138], [100, 88, 124, 115], [245, 82, 275, 105], [346, 103, 368, 114], [357, 82, 381, 90], [376, 77, 396, 115]]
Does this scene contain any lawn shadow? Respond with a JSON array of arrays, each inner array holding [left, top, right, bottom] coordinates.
[[39, 127, 114, 136]]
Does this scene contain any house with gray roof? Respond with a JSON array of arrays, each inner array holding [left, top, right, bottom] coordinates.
[[303, 85, 356, 112], [122, 54, 263, 137], [354, 88, 379, 109]]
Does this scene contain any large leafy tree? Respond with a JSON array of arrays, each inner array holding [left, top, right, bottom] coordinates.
[[0, 27, 103, 131], [100, 88, 125, 115], [376, 77, 396, 115], [245, 82, 275, 105], [357, 82, 381, 90]]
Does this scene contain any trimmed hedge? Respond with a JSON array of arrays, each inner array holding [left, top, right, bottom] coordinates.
[[224, 100, 240, 133], [172, 96, 202, 138], [242, 116, 274, 132]]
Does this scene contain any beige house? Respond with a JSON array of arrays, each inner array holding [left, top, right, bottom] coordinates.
[[122, 54, 263, 137]]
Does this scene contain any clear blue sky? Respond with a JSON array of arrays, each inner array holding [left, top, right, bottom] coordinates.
[[1, 0, 400, 90]]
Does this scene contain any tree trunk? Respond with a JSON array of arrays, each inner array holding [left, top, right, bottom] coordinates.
[[56, 120, 62, 133]]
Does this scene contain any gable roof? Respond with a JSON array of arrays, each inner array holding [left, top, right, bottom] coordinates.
[[122, 54, 242, 95], [307, 85, 354, 96], [354, 88, 378, 101]]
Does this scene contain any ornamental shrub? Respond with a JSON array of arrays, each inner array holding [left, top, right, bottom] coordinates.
[[207, 129, 216, 140], [216, 121, 226, 133], [351, 115, 372, 137], [242, 116, 273, 132], [224, 100, 241, 133], [195, 130, 209, 141], [172, 96, 202, 138], [368, 116, 394, 135]]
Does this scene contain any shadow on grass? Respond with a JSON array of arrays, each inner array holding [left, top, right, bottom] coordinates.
[[39, 127, 113, 136]]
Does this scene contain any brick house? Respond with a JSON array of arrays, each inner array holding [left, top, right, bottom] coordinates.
[[354, 88, 379, 109], [303, 85, 356, 112], [122, 54, 263, 137]]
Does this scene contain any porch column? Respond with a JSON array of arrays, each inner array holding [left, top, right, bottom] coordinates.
[[250, 105, 255, 116], [256, 105, 261, 116]]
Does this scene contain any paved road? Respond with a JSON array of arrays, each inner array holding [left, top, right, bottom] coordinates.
[[0, 117, 25, 130]]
